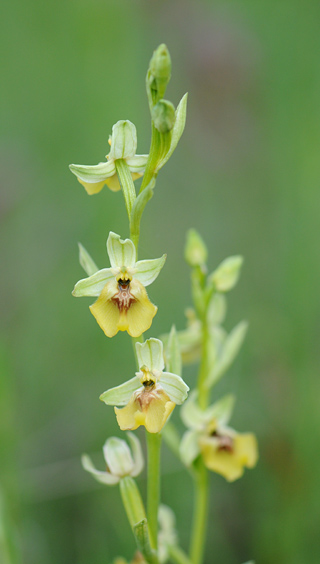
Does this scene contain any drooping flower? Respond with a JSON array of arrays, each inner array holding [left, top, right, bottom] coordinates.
[[69, 120, 148, 195], [100, 338, 189, 434], [180, 393, 258, 482], [72, 232, 166, 338], [82, 433, 144, 485]]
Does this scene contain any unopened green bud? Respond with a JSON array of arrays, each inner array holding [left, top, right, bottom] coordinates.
[[152, 100, 175, 133], [148, 44, 171, 102], [185, 229, 208, 267]]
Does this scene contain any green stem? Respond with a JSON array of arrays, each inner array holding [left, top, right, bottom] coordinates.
[[189, 459, 209, 564], [168, 544, 193, 564], [140, 124, 160, 193], [146, 431, 162, 550], [197, 318, 209, 410], [115, 159, 136, 220]]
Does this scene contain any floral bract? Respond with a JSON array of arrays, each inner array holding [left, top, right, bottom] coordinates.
[[69, 120, 148, 195], [72, 232, 166, 338], [180, 393, 258, 482], [100, 338, 189, 433]]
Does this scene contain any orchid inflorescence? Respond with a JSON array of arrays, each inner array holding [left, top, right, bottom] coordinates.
[[71, 44, 258, 564]]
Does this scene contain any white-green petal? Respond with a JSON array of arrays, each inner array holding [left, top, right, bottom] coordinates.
[[109, 120, 137, 161], [134, 255, 166, 287], [126, 154, 149, 173], [72, 268, 114, 297], [179, 430, 200, 467], [180, 392, 207, 430], [99, 376, 141, 406], [103, 437, 134, 478], [127, 432, 144, 477], [106, 232, 136, 269], [136, 338, 165, 372], [160, 372, 189, 405], [208, 293, 227, 327], [69, 161, 116, 183], [81, 454, 119, 485], [78, 243, 99, 276]]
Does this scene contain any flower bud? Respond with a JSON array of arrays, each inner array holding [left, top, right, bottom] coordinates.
[[185, 229, 208, 268], [152, 100, 175, 133], [148, 44, 171, 101]]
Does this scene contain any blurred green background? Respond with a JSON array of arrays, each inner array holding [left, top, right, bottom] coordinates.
[[1, 0, 320, 563]]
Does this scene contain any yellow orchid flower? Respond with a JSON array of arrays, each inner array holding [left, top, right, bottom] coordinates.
[[180, 393, 258, 482], [72, 232, 166, 338], [100, 338, 189, 434], [69, 120, 148, 195]]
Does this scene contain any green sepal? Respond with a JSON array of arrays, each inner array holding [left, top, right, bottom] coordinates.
[[72, 268, 114, 297], [69, 160, 115, 183], [136, 338, 164, 372], [78, 243, 99, 276], [107, 231, 136, 269], [165, 325, 182, 376], [100, 376, 141, 406], [207, 293, 227, 327], [206, 321, 248, 388], [208, 255, 243, 292], [135, 255, 167, 287], [109, 120, 137, 161], [161, 372, 189, 405]]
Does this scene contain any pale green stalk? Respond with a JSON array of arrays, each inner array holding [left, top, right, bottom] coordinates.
[[190, 294, 211, 564], [168, 544, 193, 564], [146, 431, 162, 550], [115, 159, 136, 223]]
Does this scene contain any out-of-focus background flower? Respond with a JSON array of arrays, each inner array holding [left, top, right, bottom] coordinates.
[[1, 1, 320, 563]]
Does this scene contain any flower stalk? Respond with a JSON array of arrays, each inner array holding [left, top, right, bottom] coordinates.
[[146, 431, 162, 550]]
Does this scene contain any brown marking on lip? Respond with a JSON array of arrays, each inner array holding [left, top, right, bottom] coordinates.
[[111, 279, 136, 312], [211, 431, 234, 453]]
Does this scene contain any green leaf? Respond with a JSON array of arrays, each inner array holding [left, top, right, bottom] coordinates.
[[100, 376, 140, 406]]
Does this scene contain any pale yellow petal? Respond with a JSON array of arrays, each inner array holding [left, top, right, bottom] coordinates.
[[144, 390, 175, 433], [126, 279, 157, 337], [78, 178, 106, 195], [115, 397, 142, 431], [234, 433, 258, 469], [115, 388, 174, 433], [105, 174, 121, 192], [89, 280, 120, 338], [199, 437, 244, 482], [131, 172, 143, 182]]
